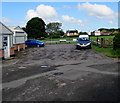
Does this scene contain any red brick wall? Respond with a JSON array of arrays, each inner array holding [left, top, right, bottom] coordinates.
[[10, 48, 15, 56], [0, 49, 4, 58], [14, 44, 25, 51], [66, 33, 79, 36], [14, 45, 18, 51], [0, 48, 15, 58]]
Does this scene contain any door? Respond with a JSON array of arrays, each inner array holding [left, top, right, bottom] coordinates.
[[3, 35, 10, 58]]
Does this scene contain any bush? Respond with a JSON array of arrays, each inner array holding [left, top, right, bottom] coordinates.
[[113, 33, 120, 50]]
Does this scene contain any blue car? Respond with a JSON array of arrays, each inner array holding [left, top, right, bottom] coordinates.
[[25, 40, 45, 47], [76, 35, 91, 49]]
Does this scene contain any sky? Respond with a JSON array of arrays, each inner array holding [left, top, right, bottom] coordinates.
[[1, 2, 119, 32]]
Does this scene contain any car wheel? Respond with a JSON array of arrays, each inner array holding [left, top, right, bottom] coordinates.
[[76, 46, 80, 50], [76, 46, 78, 50], [89, 45, 91, 49], [37, 44, 40, 47]]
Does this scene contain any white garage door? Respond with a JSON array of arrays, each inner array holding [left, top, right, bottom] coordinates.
[[15, 36, 25, 44]]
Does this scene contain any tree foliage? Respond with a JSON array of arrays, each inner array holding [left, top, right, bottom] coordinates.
[[113, 32, 120, 50], [79, 32, 88, 35], [26, 17, 47, 39], [46, 22, 64, 38], [98, 28, 119, 32]]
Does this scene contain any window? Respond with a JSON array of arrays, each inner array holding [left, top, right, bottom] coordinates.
[[79, 37, 89, 41]]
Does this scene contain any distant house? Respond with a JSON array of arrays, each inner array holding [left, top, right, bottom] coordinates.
[[66, 30, 78, 36], [8, 26, 27, 51], [100, 32, 111, 35], [0, 22, 15, 59], [91, 30, 101, 36]]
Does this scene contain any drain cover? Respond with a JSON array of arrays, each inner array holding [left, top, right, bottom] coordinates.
[[53, 72, 64, 76]]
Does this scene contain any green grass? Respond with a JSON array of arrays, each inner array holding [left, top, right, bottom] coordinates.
[[40, 37, 78, 42], [39, 35, 120, 58], [92, 45, 120, 58], [90, 35, 114, 41], [45, 42, 76, 45], [39, 35, 114, 42]]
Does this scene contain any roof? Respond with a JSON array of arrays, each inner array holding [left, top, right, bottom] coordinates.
[[66, 30, 78, 33], [79, 35, 89, 38], [8, 26, 27, 36], [0, 21, 13, 35], [8, 26, 23, 32]]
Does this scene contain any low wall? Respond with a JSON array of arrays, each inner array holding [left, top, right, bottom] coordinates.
[[0, 49, 4, 58], [10, 47, 15, 56], [0, 47, 15, 59], [14, 44, 26, 51]]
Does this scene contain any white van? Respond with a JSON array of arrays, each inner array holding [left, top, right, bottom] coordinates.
[[76, 35, 91, 49]]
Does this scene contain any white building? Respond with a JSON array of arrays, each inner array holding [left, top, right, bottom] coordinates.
[[8, 26, 27, 51], [0, 22, 15, 59]]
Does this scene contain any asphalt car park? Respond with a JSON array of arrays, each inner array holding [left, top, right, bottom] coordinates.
[[2, 44, 120, 101]]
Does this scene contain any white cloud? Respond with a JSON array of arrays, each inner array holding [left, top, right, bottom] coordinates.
[[62, 15, 85, 26], [25, 4, 58, 23], [108, 20, 117, 25], [108, 20, 114, 24], [78, 2, 115, 19], [0, 17, 11, 24], [26, 9, 38, 20]]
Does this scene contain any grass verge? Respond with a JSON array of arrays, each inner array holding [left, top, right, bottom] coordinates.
[[90, 36, 114, 41], [45, 42, 76, 45], [40, 37, 78, 42], [92, 45, 120, 58]]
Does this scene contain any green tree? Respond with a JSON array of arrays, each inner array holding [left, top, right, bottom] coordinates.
[[46, 22, 63, 38], [113, 32, 120, 50], [79, 32, 88, 35], [26, 17, 47, 39], [22, 27, 26, 32]]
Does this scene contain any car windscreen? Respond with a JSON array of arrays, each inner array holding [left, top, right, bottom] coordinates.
[[36, 40, 40, 42], [26, 40, 31, 42], [78, 37, 89, 41]]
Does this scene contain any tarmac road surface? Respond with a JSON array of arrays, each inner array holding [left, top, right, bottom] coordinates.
[[2, 44, 120, 102]]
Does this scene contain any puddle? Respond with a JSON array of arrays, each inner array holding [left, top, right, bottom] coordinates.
[[18, 67, 26, 69], [53, 72, 64, 76], [41, 66, 48, 68]]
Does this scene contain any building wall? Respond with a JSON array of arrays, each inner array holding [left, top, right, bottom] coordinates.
[[0, 49, 4, 58], [15, 36, 26, 44], [14, 44, 26, 51], [0, 48, 15, 59], [10, 47, 15, 56], [0, 35, 2, 49], [66, 33, 78, 36], [10, 35, 13, 47]]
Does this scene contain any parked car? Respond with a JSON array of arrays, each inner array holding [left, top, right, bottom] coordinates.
[[25, 40, 45, 47], [76, 35, 91, 49]]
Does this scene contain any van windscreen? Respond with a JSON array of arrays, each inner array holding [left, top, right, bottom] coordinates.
[[79, 37, 89, 41]]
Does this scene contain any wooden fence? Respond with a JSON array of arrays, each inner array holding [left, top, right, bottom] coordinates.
[[92, 38, 113, 48], [100, 38, 113, 48]]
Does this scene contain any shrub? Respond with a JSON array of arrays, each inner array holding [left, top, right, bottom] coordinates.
[[113, 33, 120, 50]]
